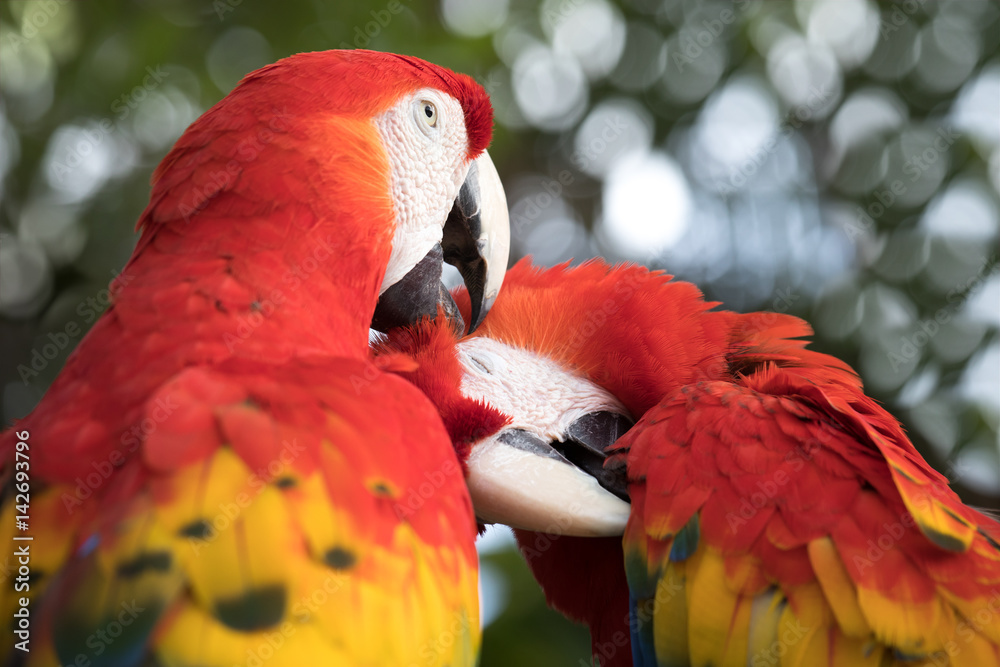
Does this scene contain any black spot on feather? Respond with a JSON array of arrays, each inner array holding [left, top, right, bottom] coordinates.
[[893, 648, 935, 661], [179, 520, 213, 539], [917, 521, 968, 553], [215, 586, 286, 631], [370, 480, 395, 498], [274, 476, 296, 489], [117, 551, 172, 578], [324, 546, 357, 570], [979, 528, 1000, 552], [942, 505, 968, 527]]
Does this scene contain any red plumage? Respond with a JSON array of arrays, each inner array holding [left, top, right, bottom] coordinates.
[[375, 315, 510, 470], [1, 50, 493, 666], [423, 258, 1000, 666]]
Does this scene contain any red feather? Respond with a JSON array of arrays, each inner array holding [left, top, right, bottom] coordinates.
[[0, 50, 491, 665]]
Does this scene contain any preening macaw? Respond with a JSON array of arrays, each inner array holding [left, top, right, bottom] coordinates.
[[0, 50, 510, 666], [381, 259, 1000, 667]]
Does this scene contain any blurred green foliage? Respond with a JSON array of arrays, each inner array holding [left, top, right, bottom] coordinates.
[[1, 0, 998, 664], [480, 545, 593, 666]]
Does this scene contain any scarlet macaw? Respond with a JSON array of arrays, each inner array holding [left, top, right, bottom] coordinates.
[[382, 258, 1000, 667], [0, 50, 510, 666]]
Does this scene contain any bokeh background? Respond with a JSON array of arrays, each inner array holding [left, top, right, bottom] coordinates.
[[1, 0, 997, 663]]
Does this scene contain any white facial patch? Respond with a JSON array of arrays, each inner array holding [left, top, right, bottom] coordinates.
[[456, 337, 629, 439], [373, 88, 471, 294], [456, 336, 633, 537]]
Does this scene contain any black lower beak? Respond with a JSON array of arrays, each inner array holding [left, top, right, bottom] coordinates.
[[554, 411, 633, 501], [497, 411, 634, 503], [464, 409, 633, 536], [442, 160, 491, 333], [371, 243, 461, 334], [371, 152, 509, 335]]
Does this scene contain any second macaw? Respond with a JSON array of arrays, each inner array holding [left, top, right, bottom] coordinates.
[[382, 258, 1000, 667], [0, 50, 510, 666]]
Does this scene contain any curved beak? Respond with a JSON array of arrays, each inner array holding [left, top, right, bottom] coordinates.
[[465, 412, 633, 537], [442, 151, 510, 333], [371, 151, 509, 334]]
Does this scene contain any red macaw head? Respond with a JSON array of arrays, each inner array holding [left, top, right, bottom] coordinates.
[[376, 258, 821, 666], [382, 258, 1000, 667], [139, 49, 509, 335], [377, 257, 732, 536], [376, 257, 730, 665], [1, 52, 511, 667]]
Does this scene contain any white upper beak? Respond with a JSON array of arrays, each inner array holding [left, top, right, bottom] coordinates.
[[456, 337, 632, 537], [466, 434, 631, 537]]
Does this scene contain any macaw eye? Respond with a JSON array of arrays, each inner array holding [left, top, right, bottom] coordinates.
[[462, 349, 497, 376], [419, 100, 437, 128], [470, 355, 492, 375]]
